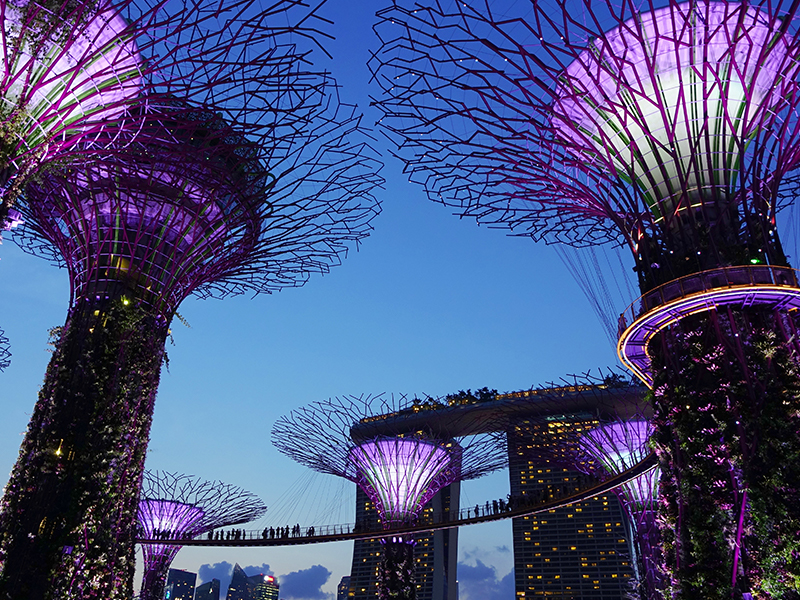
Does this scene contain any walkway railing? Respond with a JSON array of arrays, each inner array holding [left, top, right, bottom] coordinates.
[[137, 453, 658, 548], [618, 265, 799, 335]]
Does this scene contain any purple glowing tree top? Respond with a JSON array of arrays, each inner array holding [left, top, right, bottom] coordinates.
[[272, 394, 506, 528], [0, 0, 329, 223], [13, 88, 382, 317], [369, 0, 800, 287], [577, 416, 664, 599], [552, 2, 795, 218], [349, 437, 458, 526], [137, 471, 266, 600], [580, 420, 658, 507]]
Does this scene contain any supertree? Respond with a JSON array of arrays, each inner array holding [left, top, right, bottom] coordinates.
[[500, 373, 653, 598], [370, 0, 800, 596], [272, 394, 507, 600], [572, 403, 664, 599], [0, 0, 299, 227], [0, 19, 381, 598], [137, 471, 266, 600]]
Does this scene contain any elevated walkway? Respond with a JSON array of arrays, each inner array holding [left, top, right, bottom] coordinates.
[[137, 453, 657, 548], [617, 265, 800, 385]]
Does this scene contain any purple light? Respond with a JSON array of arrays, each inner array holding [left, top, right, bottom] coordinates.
[[3, 3, 143, 158], [349, 438, 454, 526], [581, 420, 657, 506], [553, 2, 795, 215], [619, 283, 800, 385], [137, 499, 205, 554]]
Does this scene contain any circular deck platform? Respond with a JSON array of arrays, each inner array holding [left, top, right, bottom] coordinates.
[[617, 266, 800, 386]]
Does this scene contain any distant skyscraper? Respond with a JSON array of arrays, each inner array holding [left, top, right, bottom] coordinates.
[[508, 410, 634, 599], [347, 484, 459, 600], [253, 575, 279, 600], [227, 564, 277, 600], [165, 569, 196, 600], [194, 579, 221, 600], [337, 576, 351, 600]]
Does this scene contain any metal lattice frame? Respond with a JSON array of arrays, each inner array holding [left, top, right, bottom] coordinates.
[[273, 394, 506, 600], [370, 0, 800, 280], [370, 2, 800, 596], [273, 394, 506, 526], [13, 89, 381, 318], [0, 0, 332, 225], [272, 394, 507, 510], [0, 3, 382, 597], [137, 471, 266, 600], [0, 326, 8, 372]]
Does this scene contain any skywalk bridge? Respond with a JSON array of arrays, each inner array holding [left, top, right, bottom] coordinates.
[[137, 452, 656, 548]]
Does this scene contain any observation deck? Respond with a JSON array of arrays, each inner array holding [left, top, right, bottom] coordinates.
[[617, 265, 800, 386]]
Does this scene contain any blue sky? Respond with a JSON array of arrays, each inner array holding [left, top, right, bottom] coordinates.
[[0, 1, 632, 598]]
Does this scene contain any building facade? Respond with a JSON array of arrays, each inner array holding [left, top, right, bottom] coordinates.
[[508, 410, 634, 599], [347, 483, 459, 600], [165, 568, 197, 600], [194, 579, 221, 600], [227, 564, 278, 600], [337, 576, 351, 600]]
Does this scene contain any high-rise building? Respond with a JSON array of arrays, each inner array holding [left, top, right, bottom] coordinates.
[[347, 483, 459, 600], [165, 569, 196, 600], [253, 575, 279, 600], [342, 385, 645, 599], [227, 565, 278, 600], [508, 411, 634, 599], [194, 579, 221, 600], [337, 576, 351, 600]]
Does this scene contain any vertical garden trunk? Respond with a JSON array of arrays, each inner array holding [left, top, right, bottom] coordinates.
[[650, 308, 800, 599], [0, 294, 169, 599], [379, 537, 417, 600]]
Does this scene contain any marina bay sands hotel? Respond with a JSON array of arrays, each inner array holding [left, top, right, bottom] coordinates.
[[345, 382, 649, 600]]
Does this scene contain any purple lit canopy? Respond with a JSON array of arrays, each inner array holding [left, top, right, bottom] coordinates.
[[349, 438, 457, 526], [369, 0, 800, 278], [272, 394, 506, 527], [580, 420, 658, 506], [0, 0, 290, 221], [552, 2, 796, 220], [137, 471, 266, 600]]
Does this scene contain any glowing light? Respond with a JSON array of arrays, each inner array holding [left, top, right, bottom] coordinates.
[[137, 499, 205, 540], [349, 438, 454, 526], [580, 420, 658, 506], [1, 3, 143, 159], [553, 2, 794, 217]]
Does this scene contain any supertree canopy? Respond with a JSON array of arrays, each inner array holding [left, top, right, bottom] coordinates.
[[0, 5, 382, 595], [578, 414, 664, 600], [137, 471, 267, 600], [370, 0, 800, 596], [272, 394, 506, 600], [0, 0, 282, 226]]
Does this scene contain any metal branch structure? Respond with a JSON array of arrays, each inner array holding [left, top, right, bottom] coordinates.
[[575, 410, 664, 600], [272, 394, 507, 600], [0, 4, 382, 595], [137, 471, 266, 600], [0, 327, 8, 372], [370, 1, 800, 595], [0, 208, 16, 372], [0, 0, 328, 226]]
